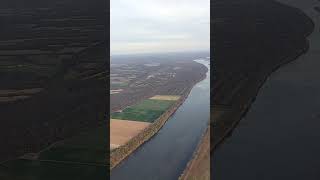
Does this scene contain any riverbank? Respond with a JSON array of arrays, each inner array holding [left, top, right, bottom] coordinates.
[[214, 0, 320, 179], [179, 126, 210, 180], [212, 0, 314, 150], [110, 59, 209, 179], [110, 60, 210, 180], [110, 65, 208, 170], [213, 38, 311, 149]]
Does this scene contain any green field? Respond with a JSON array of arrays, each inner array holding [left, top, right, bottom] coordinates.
[[38, 126, 107, 164], [110, 82, 128, 88], [0, 97, 177, 179], [111, 99, 176, 122], [0, 126, 108, 180]]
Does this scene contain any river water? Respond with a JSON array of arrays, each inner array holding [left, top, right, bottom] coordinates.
[[213, 0, 320, 179], [111, 59, 210, 180]]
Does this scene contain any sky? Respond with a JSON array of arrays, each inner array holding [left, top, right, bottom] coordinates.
[[111, 0, 210, 55]]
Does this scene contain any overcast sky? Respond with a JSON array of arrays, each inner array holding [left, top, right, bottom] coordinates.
[[111, 0, 210, 55]]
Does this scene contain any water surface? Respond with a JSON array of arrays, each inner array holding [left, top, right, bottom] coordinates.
[[213, 1, 320, 179], [111, 59, 210, 180]]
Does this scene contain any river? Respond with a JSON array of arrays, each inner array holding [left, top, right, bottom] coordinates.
[[111, 59, 210, 180], [213, 0, 320, 179]]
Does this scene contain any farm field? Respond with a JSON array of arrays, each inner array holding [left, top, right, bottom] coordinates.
[[149, 95, 180, 101], [0, 126, 108, 179], [38, 126, 107, 164], [110, 120, 151, 149], [110, 95, 180, 150], [110, 54, 208, 112], [0, 0, 107, 163], [111, 97, 179, 123]]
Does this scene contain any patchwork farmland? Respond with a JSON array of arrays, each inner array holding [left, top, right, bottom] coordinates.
[[110, 54, 208, 112], [110, 95, 180, 149], [110, 54, 208, 169]]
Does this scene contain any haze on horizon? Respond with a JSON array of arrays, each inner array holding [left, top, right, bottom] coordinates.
[[111, 0, 210, 55]]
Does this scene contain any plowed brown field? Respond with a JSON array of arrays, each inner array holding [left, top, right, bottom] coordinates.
[[110, 119, 151, 149], [149, 95, 180, 101]]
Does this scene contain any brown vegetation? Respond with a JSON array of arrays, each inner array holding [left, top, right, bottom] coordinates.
[[110, 119, 151, 149], [149, 95, 180, 101]]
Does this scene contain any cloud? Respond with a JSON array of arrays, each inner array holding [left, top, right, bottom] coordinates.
[[111, 0, 210, 54]]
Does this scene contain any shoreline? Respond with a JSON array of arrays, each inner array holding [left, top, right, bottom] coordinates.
[[110, 65, 208, 170], [179, 125, 210, 180], [212, 0, 315, 150], [213, 0, 320, 178]]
